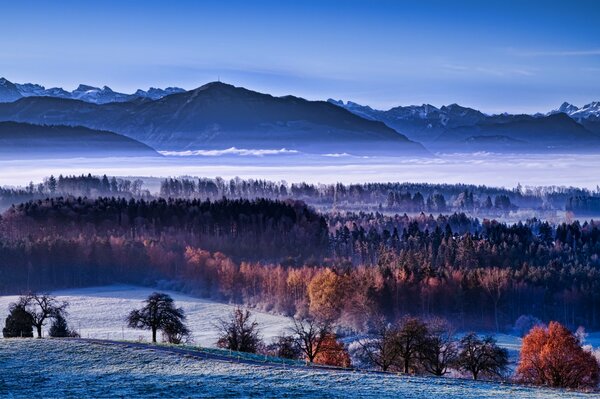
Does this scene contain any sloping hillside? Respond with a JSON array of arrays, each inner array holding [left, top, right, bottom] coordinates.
[[0, 121, 159, 158], [1, 339, 593, 398], [0, 285, 290, 345]]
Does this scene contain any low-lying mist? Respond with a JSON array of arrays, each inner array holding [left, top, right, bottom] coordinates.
[[1, 151, 598, 190]]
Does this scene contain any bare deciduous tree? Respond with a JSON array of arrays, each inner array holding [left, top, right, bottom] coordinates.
[[421, 318, 458, 376], [357, 318, 402, 371], [290, 318, 332, 363], [19, 293, 68, 338], [396, 316, 429, 374], [457, 333, 508, 380], [216, 307, 262, 353]]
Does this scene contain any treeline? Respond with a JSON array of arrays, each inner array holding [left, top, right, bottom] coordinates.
[[3, 174, 600, 216], [160, 177, 600, 215], [0, 174, 148, 209]]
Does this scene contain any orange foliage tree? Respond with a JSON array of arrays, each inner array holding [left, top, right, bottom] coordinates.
[[313, 333, 352, 368], [307, 268, 343, 321], [517, 321, 600, 390]]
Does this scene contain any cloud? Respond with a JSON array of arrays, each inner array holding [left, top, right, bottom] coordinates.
[[511, 48, 600, 57], [442, 64, 535, 77], [159, 147, 299, 157]]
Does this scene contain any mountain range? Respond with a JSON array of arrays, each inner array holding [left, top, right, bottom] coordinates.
[[1, 76, 599, 155], [0, 121, 158, 159], [329, 99, 600, 152], [0, 81, 427, 155], [0, 78, 185, 104]]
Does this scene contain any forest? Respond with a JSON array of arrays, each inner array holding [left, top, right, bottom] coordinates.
[[1, 186, 599, 332]]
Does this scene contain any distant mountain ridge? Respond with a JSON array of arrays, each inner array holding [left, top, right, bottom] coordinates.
[[548, 101, 600, 135], [2, 76, 599, 154], [0, 121, 159, 159], [329, 99, 600, 152], [0, 82, 428, 155], [0, 77, 185, 104]]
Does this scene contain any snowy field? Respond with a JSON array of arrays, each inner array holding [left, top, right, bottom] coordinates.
[[1, 284, 599, 357], [0, 285, 291, 346], [0, 339, 594, 399]]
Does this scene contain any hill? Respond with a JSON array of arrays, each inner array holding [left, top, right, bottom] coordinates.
[[1, 339, 592, 398], [0, 82, 428, 156], [0, 121, 159, 158]]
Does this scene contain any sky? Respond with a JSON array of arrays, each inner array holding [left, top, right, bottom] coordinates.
[[0, 0, 599, 113]]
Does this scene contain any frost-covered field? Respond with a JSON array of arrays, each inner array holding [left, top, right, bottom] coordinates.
[[1, 284, 598, 357], [0, 339, 594, 399], [0, 285, 291, 346]]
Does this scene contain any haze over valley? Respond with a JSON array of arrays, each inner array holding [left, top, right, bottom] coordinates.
[[2, 1, 600, 398]]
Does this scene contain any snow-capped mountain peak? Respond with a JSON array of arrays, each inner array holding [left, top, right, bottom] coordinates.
[[557, 102, 579, 114], [550, 101, 600, 119], [0, 78, 186, 104], [74, 84, 101, 93]]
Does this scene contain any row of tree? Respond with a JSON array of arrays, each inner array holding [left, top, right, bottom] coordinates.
[[124, 293, 506, 378], [4, 174, 600, 216], [0, 174, 148, 209]]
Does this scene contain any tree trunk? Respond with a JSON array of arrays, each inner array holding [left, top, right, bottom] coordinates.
[[494, 300, 499, 332], [36, 325, 42, 338], [152, 327, 157, 343]]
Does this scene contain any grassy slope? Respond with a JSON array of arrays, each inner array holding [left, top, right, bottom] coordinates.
[[0, 339, 593, 399], [0, 285, 291, 346]]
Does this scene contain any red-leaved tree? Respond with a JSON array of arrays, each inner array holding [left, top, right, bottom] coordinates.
[[313, 333, 351, 368], [517, 321, 600, 390]]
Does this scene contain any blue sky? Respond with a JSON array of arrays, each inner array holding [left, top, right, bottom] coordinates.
[[1, 0, 599, 113]]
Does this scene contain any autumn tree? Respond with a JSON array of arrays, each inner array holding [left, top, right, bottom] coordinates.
[[457, 333, 508, 380], [216, 307, 262, 353], [307, 268, 343, 321], [127, 292, 188, 343], [313, 333, 351, 368], [290, 318, 332, 363], [517, 321, 600, 389]]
